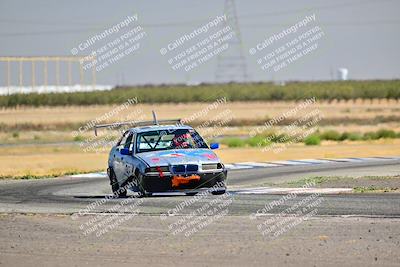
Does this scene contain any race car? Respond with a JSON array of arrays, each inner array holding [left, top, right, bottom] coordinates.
[[95, 112, 227, 197]]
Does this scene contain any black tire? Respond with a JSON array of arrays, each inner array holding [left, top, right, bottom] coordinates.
[[186, 192, 198, 196], [134, 173, 150, 197], [117, 187, 127, 198], [211, 190, 226, 195], [108, 168, 127, 198], [137, 191, 152, 198]]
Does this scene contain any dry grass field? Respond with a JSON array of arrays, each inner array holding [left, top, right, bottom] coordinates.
[[1, 100, 399, 143], [1, 100, 399, 177], [1, 139, 399, 178], [1, 100, 399, 125]]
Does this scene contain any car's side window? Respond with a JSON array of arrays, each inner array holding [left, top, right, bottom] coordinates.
[[117, 131, 129, 148], [124, 133, 134, 152], [129, 134, 136, 153]]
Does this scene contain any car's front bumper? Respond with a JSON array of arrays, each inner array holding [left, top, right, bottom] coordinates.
[[141, 170, 227, 192]]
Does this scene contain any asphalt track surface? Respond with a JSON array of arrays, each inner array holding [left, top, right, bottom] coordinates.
[[0, 158, 399, 217], [1, 159, 400, 266]]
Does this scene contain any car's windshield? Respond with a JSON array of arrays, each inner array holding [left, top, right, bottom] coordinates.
[[136, 128, 208, 153]]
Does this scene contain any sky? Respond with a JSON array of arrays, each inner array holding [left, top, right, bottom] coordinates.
[[0, 0, 399, 86]]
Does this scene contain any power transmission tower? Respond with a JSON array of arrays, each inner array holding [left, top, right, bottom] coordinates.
[[215, 0, 249, 83]]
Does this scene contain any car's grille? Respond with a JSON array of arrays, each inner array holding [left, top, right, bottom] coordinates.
[[186, 164, 198, 172], [172, 165, 186, 174], [172, 164, 198, 174]]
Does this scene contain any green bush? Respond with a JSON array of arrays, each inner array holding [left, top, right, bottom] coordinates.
[[376, 129, 397, 139], [246, 136, 269, 147], [347, 133, 363, 141], [363, 131, 379, 140], [258, 131, 276, 141], [73, 135, 85, 142], [320, 130, 341, 141], [12, 132, 19, 138], [274, 133, 291, 143], [224, 128, 400, 147], [221, 138, 246, 148], [340, 132, 362, 141], [0, 80, 400, 107], [257, 131, 291, 143], [304, 135, 321, 146], [339, 132, 350, 141]]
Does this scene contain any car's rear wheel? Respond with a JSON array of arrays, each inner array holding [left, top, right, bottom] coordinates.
[[108, 168, 127, 198]]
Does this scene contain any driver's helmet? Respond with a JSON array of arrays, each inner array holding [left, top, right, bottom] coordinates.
[[172, 133, 191, 148]]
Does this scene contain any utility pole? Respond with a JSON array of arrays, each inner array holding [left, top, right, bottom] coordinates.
[[215, 0, 248, 83]]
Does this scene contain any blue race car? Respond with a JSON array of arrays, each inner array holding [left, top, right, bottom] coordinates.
[[95, 113, 227, 197]]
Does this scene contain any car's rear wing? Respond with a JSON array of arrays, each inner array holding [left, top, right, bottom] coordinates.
[[94, 111, 181, 136]]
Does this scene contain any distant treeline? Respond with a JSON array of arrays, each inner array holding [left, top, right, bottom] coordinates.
[[0, 80, 399, 107]]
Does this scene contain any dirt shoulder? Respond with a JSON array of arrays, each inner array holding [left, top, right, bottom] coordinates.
[[0, 213, 399, 266]]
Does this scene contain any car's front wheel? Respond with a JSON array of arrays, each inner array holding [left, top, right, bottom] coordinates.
[[211, 190, 226, 195], [133, 173, 152, 197], [108, 168, 127, 198]]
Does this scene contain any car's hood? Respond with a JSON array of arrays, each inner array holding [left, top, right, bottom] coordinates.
[[136, 149, 220, 167]]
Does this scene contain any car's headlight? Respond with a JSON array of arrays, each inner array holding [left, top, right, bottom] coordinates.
[[202, 163, 223, 170], [145, 166, 169, 173]]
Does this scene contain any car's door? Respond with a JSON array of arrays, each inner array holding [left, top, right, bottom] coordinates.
[[119, 132, 135, 182], [113, 131, 130, 182]]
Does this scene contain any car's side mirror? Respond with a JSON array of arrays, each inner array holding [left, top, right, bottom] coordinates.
[[120, 148, 130, 155], [210, 143, 219, 150]]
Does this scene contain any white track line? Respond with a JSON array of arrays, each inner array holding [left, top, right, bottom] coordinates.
[[70, 172, 107, 178], [69, 156, 400, 177], [267, 160, 311, 166], [232, 162, 282, 167], [290, 159, 333, 164], [226, 164, 254, 170], [355, 157, 392, 161], [322, 158, 361, 163], [320, 159, 347, 162], [233, 187, 353, 194]]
